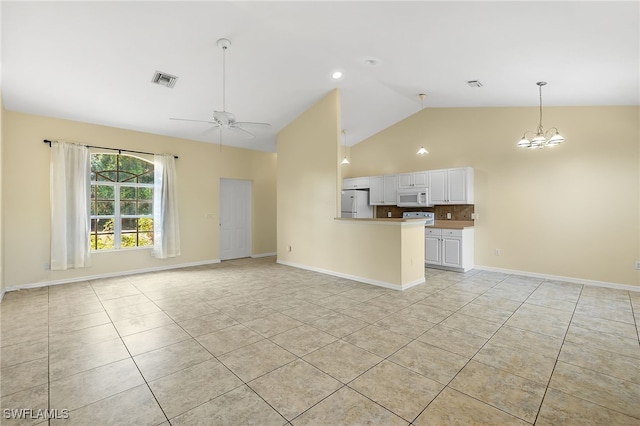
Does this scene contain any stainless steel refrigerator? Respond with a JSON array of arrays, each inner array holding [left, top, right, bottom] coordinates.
[[340, 190, 373, 218]]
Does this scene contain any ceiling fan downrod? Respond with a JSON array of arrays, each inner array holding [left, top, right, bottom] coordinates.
[[217, 38, 231, 113]]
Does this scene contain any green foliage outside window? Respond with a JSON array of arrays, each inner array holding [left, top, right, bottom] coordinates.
[[90, 153, 154, 250]]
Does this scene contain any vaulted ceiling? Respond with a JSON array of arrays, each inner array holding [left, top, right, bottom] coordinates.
[[2, 1, 638, 152]]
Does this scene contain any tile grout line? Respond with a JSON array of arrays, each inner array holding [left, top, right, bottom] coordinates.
[[529, 281, 583, 425], [165, 295, 294, 424], [88, 279, 172, 425], [546, 289, 640, 421], [405, 273, 539, 424], [7, 260, 638, 424]]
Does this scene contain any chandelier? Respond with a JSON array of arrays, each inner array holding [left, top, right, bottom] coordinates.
[[517, 82, 565, 149]]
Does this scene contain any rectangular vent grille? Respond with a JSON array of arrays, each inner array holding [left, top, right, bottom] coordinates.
[[152, 71, 178, 88]]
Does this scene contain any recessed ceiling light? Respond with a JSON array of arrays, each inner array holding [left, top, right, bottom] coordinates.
[[332, 71, 343, 79]]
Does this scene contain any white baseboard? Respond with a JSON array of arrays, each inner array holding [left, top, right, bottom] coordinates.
[[475, 265, 640, 293], [277, 260, 425, 291], [2, 259, 222, 296], [251, 252, 277, 258], [0, 288, 5, 303]]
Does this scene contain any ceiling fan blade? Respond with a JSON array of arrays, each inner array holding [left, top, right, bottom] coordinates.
[[170, 118, 217, 125], [228, 125, 256, 138], [169, 40, 270, 141], [199, 125, 222, 136], [234, 121, 272, 129]]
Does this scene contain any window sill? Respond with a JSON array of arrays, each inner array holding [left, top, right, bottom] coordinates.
[[91, 246, 153, 253]]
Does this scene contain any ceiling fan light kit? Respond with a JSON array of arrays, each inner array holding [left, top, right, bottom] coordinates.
[[170, 37, 270, 140], [517, 81, 565, 149]]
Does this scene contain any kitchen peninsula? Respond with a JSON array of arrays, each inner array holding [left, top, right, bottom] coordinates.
[[334, 217, 427, 290]]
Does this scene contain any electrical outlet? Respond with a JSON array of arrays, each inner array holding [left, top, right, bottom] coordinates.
[[495, 249, 501, 256], [288, 245, 292, 252], [446, 212, 452, 220], [635, 261, 640, 270]]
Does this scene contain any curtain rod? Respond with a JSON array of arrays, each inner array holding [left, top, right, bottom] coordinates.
[[43, 140, 178, 159]]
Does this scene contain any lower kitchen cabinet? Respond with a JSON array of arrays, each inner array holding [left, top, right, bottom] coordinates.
[[425, 227, 474, 272]]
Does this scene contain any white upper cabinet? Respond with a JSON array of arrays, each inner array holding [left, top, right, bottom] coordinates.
[[369, 175, 398, 205], [345, 167, 473, 206], [383, 175, 398, 204], [342, 176, 370, 189], [369, 176, 384, 204], [448, 168, 471, 204], [428, 167, 474, 205], [414, 171, 428, 187], [397, 171, 428, 189], [428, 169, 447, 203]]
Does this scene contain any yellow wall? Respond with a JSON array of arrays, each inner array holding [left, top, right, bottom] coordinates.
[[277, 90, 343, 267], [347, 106, 640, 287], [3, 111, 277, 288], [276, 90, 425, 288], [0, 91, 4, 297]]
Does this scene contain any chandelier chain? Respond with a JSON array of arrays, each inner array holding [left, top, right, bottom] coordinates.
[[538, 83, 544, 134]]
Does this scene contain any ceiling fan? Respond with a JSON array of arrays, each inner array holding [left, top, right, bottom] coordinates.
[[171, 38, 270, 138]]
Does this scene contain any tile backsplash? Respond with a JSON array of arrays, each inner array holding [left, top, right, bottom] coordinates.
[[376, 204, 474, 221]]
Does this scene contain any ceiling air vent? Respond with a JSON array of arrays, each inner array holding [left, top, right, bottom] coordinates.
[[151, 71, 178, 88]]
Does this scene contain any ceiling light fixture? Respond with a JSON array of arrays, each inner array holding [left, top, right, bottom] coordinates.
[[417, 93, 429, 156], [466, 80, 483, 88], [517, 81, 565, 149], [341, 129, 350, 165], [332, 71, 343, 80]]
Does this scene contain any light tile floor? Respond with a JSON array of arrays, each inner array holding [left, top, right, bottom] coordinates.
[[1, 257, 639, 425]]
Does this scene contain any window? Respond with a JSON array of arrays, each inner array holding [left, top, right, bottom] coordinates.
[[90, 153, 154, 250]]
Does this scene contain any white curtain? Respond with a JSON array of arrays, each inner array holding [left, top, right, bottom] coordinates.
[[153, 154, 181, 259], [50, 141, 91, 270]]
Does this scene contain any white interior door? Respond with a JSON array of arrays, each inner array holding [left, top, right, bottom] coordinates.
[[219, 178, 252, 260]]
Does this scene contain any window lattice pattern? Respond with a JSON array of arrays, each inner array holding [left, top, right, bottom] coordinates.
[[90, 154, 154, 250]]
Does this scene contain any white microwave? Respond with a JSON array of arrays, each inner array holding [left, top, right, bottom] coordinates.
[[397, 187, 431, 207]]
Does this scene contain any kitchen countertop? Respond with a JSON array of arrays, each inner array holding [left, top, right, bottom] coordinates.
[[430, 220, 475, 229], [335, 217, 427, 223], [335, 218, 475, 228]]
